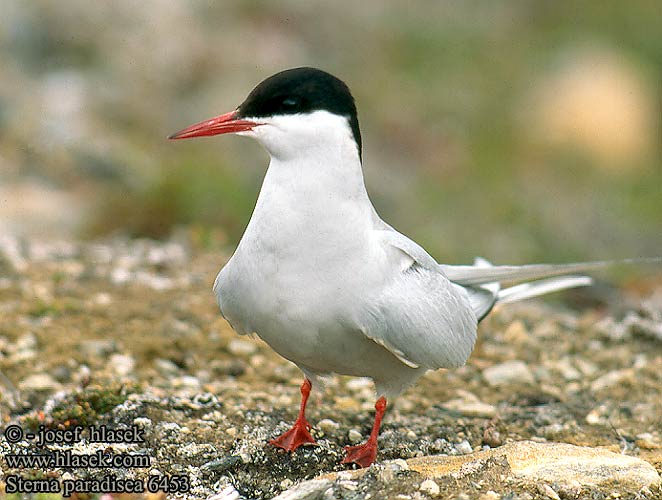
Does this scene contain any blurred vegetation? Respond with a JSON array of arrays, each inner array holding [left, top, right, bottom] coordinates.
[[1, 1, 660, 264], [21, 382, 139, 430]]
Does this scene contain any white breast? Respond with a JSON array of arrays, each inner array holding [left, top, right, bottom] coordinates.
[[214, 111, 390, 369]]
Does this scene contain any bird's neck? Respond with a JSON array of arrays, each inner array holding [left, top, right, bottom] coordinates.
[[246, 142, 375, 242], [266, 142, 370, 205]]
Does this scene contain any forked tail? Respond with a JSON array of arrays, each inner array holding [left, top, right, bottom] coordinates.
[[453, 257, 662, 321]]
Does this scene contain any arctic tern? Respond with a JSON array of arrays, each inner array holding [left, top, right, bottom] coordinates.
[[169, 67, 656, 467]]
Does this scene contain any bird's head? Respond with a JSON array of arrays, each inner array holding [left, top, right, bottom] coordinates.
[[169, 67, 362, 161]]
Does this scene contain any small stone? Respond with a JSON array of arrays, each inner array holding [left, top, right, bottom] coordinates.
[[590, 369, 633, 392], [206, 484, 241, 500], [172, 376, 201, 389], [503, 320, 529, 344], [92, 292, 112, 306], [79, 339, 116, 357], [574, 358, 598, 377], [556, 479, 583, 498], [226, 339, 257, 357], [337, 480, 357, 491], [454, 440, 473, 455], [547, 357, 581, 381], [441, 398, 496, 418], [16, 332, 37, 351], [539, 483, 561, 500], [280, 478, 293, 490], [318, 418, 340, 434], [388, 458, 409, 471], [419, 479, 440, 496], [133, 417, 152, 429], [346, 377, 372, 392], [109, 353, 135, 376], [483, 360, 535, 386], [586, 406, 607, 425], [74, 364, 91, 385], [479, 492, 499, 500], [335, 397, 361, 411], [594, 316, 629, 341], [482, 427, 502, 448], [154, 358, 180, 375], [201, 456, 241, 473], [51, 365, 71, 382], [348, 429, 363, 444], [19, 373, 61, 391], [635, 433, 661, 450], [272, 480, 333, 500]]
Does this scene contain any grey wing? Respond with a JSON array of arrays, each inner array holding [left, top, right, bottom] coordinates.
[[377, 230, 499, 322], [357, 230, 479, 370]]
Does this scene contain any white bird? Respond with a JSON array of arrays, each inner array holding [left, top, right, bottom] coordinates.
[[169, 67, 654, 467]]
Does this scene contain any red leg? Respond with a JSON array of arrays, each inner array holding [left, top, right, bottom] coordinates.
[[341, 396, 387, 467], [269, 378, 317, 451]]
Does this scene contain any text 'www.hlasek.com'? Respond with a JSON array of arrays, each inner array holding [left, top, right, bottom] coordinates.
[[2, 424, 190, 496]]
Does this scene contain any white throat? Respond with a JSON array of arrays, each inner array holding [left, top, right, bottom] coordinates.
[[236, 110, 375, 258]]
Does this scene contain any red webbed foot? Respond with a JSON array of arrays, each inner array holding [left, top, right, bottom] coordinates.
[[269, 418, 317, 451], [341, 441, 378, 467]]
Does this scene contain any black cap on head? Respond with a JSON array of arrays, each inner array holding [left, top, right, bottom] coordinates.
[[237, 67, 362, 158]]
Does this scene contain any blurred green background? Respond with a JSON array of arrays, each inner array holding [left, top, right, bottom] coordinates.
[[1, 1, 660, 264]]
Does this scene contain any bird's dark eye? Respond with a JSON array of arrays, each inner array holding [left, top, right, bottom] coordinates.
[[282, 96, 300, 108]]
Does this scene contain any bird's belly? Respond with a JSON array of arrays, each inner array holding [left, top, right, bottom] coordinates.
[[215, 250, 395, 376]]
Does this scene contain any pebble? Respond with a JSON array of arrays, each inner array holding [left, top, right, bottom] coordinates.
[[154, 358, 181, 375], [348, 429, 363, 444], [590, 369, 633, 392], [206, 485, 241, 500], [19, 373, 61, 391], [546, 357, 581, 380], [0, 236, 27, 271], [109, 353, 135, 376], [172, 376, 202, 389], [482, 429, 502, 448], [226, 339, 257, 357], [79, 339, 116, 357], [133, 417, 152, 429], [337, 480, 358, 491], [454, 440, 473, 455], [502, 320, 529, 344], [272, 480, 332, 500], [482, 360, 535, 386], [389, 459, 409, 471], [441, 398, 496, 418], [200, 456, 240, 473], [635, 433, 661, 450], [92, 292, 112, 306], [51, 365, 71, 382], [539, 483, 560, 500], [419, 479, 440, 496], [318, 418, 340, 434], [346, 377, 372, 392], [574, 358, 598, 377]]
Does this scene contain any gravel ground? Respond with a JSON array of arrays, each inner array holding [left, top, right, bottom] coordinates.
[[0, 236, 661, 499]]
